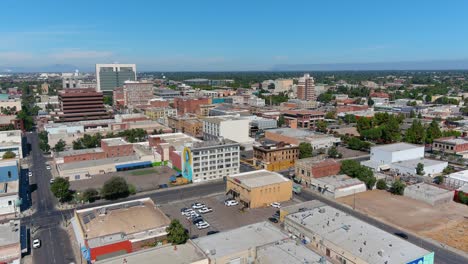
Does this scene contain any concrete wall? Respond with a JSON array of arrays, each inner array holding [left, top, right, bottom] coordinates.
[[219, 119, 250, 143], [404, 184, 454, 206], [0, 193, 18, 218], [0, 162, 18, 182], [334, 184, 367, 199], [371, 146, 423, 165]]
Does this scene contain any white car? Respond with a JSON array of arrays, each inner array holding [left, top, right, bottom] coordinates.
[[191, 203, 205, 209], [224, 200, 238, 206], [28, 171, 33, 177], [181, 209, 194, 216], [198, 207, 213, 214], [196, 222, 210, 229], [270, 202, 281, 208], [50, 178, 55, 184], [46, 165, 51, 170], [32, 239, 41, 249]]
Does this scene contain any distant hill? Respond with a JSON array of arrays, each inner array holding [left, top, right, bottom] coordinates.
[[271, 59, 468, 71]]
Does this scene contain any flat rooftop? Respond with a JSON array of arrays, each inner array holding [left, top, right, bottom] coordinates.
[[0, 220, 20, 246], [77, 198, 170, 241], [311, 175, 365, 191], [405, 182, 453, 196], [448, 170, 468, 182], [55, 148, 104, 158], [435, 137, 468, 145], [256, 239, 331, 264], [0, 130, 22, 139], [193, 221, 288, 259], [266, 128, 316, 138], [393, 158, 447, 168], [95, 240, 207, 264], [58, 155, 139, 171], [0, 180, 19, 195], [191, 138, 239, 149], [0, 159, 18, 167], [101, 137, 129, 146], [281, 200, 325, 214], [286, 206, 431, 263], [372, 142, 423, 152], [229, 169, 290, 189]]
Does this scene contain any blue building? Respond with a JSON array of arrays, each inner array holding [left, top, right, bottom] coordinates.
[[0, 159, 19, 182]]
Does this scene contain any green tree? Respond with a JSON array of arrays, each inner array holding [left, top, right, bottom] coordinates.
[[458, 191, 468, 205], [39, 141, 50, 153], [103, 96, 113, 106], [277, 115, 285, 127], [82, 188, 99, 203], [166, 219, 189, 245], [381, 115, 401, 143], [416, 163, 425, 175], [357, 117, 372, 133], [434, 175, 444, 185], [417, 112, 422, 119], [315, 120, 328, 133], [343, 114, 357, 124], [405, 119, 426, 144], [409, 110, 416, 118], [340, 160, 376, 189], [327, 146, 342, 158], [53, 139, 66, 152], [340, 160, 361, 177], [425, 120, 442, 144], [347, 137, 370, 151], [324, 111, 336, 119], [51, 177, 72, 202], [101, 176, 130, 200], [367, 98, 374, 106], [2, 151, 16, 159], [376, 179, 387, 190], [317, 92, 333, 103], [390, 180, 406, 195], [298, 142, 313, 159]]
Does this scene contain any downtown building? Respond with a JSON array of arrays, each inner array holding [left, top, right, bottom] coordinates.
[[113, 81, 154, 109], [56, 88, 112, 122], [95, 64, 136, 92], [180, 139, 240, 183], [296, 74, 316, 101]]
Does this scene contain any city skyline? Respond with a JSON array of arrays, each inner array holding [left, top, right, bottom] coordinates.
[[2, 0, 468, 71]]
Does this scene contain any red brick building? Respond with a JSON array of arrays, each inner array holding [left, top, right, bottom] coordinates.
[[149, 98, 170, 108], [57, 88, 112, 122], [294, 158, 341, 185], [101, 138, 134, 158], [173, 97, 211, 115]]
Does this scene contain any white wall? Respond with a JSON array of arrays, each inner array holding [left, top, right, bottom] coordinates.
[[0, 194, 18, 217], [219, 119, 250, 143], [371, 146, 424, 165]]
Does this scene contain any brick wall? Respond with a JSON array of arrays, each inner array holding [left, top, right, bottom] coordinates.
[[264, 131, 299, 145], [169, 150, 182, 170], [312, 161, 341, 178], [63, 152, 107, 163]]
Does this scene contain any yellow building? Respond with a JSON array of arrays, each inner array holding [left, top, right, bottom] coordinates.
[[226, 170, 293, 208]]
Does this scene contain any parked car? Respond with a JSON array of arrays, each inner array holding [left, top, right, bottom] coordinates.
[[196, 222, 210, 229], [224, 200, 238, 206], [28, 171, 33, 177], [207, 230, 220, 235], [186, 213, 200, 220], [49, 178, 55, 184], [270, 202, 281, 208], [159, 184, 168, 189], [191, 203, 205, 209], [394, 232, 409, 239], [46, 165, 51, 170], [268, 217, 279, 223], [32, 239, 41, 249], [181, 208, 194, 216], [198, 207, 213, 214], [192, 218, 204, 225]]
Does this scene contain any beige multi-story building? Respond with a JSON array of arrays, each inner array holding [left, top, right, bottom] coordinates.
[[273, 79, 293, 94], [253, 140, 299, 172], [145, 107, 177, 120], [226, 170, 292, 208], [168, 116, 203, 137], [122, 81, 154, 107], [296, 74, 316, 101]]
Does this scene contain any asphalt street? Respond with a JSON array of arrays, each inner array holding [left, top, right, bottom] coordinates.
[[26, 132, 75, 264], [297, 190, 468, 264]]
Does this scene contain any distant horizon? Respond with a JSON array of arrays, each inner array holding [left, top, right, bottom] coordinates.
[[3, 58, 468, 73]]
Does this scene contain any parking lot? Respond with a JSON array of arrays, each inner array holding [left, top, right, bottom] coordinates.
[[160, 194, 297, 238], [69, 166, 176, 192]]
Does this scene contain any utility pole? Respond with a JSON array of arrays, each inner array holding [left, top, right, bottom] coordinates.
[[353, 189, 356, 210]]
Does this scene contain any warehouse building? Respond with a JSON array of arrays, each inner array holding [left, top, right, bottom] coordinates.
[[403, 183, 454, 206], [294, 158, 341, 186], [72, 198, 170, 262], [309, 174, 367, 199], [361, 143, 447, 177], [284, 205, 435, 264], [226, 170, 292, 208]]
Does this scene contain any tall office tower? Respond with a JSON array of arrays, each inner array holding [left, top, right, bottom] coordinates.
[[296, 74, 316, 101], [57, 88, 112, 122], [95, 64, 137, 92]]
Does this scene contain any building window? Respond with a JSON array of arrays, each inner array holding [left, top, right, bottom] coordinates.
[[8, 201, 12, 205], [8, 171, 11, 178]]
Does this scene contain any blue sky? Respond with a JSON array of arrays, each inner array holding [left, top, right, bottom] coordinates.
[[1, 0, 468, 71]]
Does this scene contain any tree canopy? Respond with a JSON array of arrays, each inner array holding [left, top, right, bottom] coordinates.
[[299, 142, 313, 159], [101, 176, 130, 200], [166, 219, 189, 245], [2, 151, 16, 159], [340, 160, 376, 189], [51, 177, 72, 202]]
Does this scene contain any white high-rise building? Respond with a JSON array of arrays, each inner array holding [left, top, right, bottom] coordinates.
[[296, 74, 316, 101], [95, 64, 137, 92]]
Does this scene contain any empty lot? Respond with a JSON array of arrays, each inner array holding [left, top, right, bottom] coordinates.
[[70, 166, 176, 192], [337, 190, 468, 252]]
